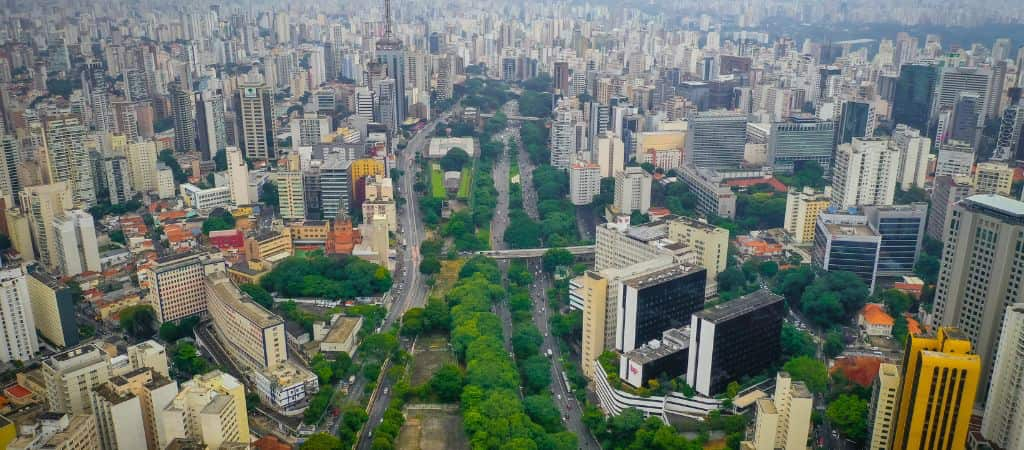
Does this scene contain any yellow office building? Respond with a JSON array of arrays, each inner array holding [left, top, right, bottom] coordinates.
[[784, 187, 831, 244], [892, 327, 980, 450], [349, 158, 385, 190]]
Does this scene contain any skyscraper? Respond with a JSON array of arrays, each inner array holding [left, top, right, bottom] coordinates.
[[892, 63, 938, 132], [934, 66, 994, 124], [19, 183, 73, 272], [831, 137, 899, 209], [550, 107, 576, 169], [892, 124, 931, 191], [169, 80, 196, 153], [52, 210, 101, 277], [553, 61, 570, 95], [836, 100, 875, 145], [44, 117, 95, 207], [892, 328, 980, 450], [0, 133, 21, 204], [613, 167, 652, 214], [196, 89, 227, 161], [768, 115, 835, 173], [684, 110, 747, 169], [994, 104, 1024, 161], [103, 156, 134, 205], [235, 81, 275, 160], [981, 303, 1024, 449], [375, 0, 406, 124], [0, 265, 38, 363], [931, 195, 1024, 400]]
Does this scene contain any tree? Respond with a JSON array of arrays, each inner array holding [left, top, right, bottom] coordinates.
[[783, 356, 828, 393], [781, 323, 817, 359], [119, 305, 156, 338], [239, 284, 274, 309], [429, 364, 464, 402], [261, 182, 279, 211], [109, 230, 126, 245], [524, 395, 562, 432], [758, 260, 779, 278], [542, 248, 573, 273], [172, 342, 210, 377], [300, 433, 343, 449], [202, 211, 236, 234], [826, 394, 869, 441], [512, 324, 543, 359], [824, 329, 845, 358], [439, 148, 471, 171], [158, 149, 189, 183], [419, 257, 441, 275], [880, 289, 912, 316], [521, 355, 552, 393]]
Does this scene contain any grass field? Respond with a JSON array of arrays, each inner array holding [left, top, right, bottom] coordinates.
[[428, 259, 464, 299], [430, 164, 445, 198], [396, 404, 468, 450], [456, 167, 473, 199]]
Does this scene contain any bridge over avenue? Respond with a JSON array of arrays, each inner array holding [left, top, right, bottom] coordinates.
[[475, 245, 595, 259]]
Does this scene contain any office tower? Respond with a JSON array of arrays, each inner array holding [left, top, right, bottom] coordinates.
[[570, 161, 601, 206], [319, 154, 351, 219], [932, 195, 1024, 400], [45, 117, 95, 207], [744, 372, 813, 450], [0, 134, 20, 203], [553, 61, 570, 95], [891, 124, 931, 191], [892, 64, 938, 131], [139, 252, 225, 323], [864, 204, 927, 277], [195, 90, 227, 161], [376, 0, 406, 123], [687, 290, 784, 396], [588, 102, 611, 149], [26, 269, 78, 349], [375, 78, 398, 132], [169, 80, 196, 153], [595, 131, 624, 178], [768, 115, 835, 173], [980, 303, 1023, 448], [994, 104, 1024, 161], [164, 371, 250, 448], [784, 187, 832, 244], [206, 272, 287, 370], [235, 81, 275, 160], [550, 108, 576, 169], [7, 413, 100, 449], [831, 138, 899, 209], [355, 87, 377, 121], [935, 66, 994, 123], [275, 160, 305, 220], [615, 265, 706, 351], [156, 165, 176, 199], [684, 110, 747, 169], [126, 141, 158, 192], [613, 166, 652, 214], [90, 369, 177, 450], [812, 212, 882, 291], [103, 156, 133, 205], [892, 328, 981, 450], [362, 175, 397, 231], [949, 92, 981, 144], [291, 113, 331, 147], [935, 139, 975, 178], [867, 363, 900, 450], [42, 344, 112, 414], [52, 210, 101, 277], [224, 147, 250, 206], [973, 162, 1014, 196], [836, 100, 876, 145], [19, 183, 73, 271], [0, 266, 38, 362], [667, 217, 730, 296], [926, 175, 974, 240]]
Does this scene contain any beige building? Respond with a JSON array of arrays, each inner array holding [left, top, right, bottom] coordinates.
[[138, 252, 225, 323], [42, 343, 113, 415], [973, 162, 1014, 196], [867, 363, 900, 450], [8, 413, 100, 450], [274, 163, 305, 220], [225, 146, 251, 206], [635, 131, 685, 171], [744, 372, 813, 450], [362, 175, 397, 232], [244, 229, 293, 262], [315, 315, 364, 354], [90, 368, 179, 450], [127, 340, 171, 378], [206, 271, 287, 370], [5, 207, 34, 261], [126, 141, 158, 192], [667, 216, 729, 296], [784, 186, 832, 244], [26, 270, 79, 348], [162, 371, 250, 448], [19, 182, 73, 271]]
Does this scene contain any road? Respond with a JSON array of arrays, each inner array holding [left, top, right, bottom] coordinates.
[[355, 113, 449, 449]]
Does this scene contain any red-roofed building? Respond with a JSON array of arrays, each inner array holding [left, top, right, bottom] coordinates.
[[164, 224, 198, 252], [858, 303, 894, 337], [735, 235, 784, 257], [724, 177, 787, 193], [647, 207, 671, 220], [209, 229, 245, 252]]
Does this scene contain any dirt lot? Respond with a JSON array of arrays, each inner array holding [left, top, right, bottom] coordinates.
[[409, 333, 455, 386], [428, 259, 464, 299], [396, 404, 469, 450]]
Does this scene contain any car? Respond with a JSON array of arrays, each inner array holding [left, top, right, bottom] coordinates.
[[556, 394, 561, 400]]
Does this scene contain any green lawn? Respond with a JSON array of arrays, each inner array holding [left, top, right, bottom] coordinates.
[[430, 164, 446, 198], [457, 167, 473, 199]]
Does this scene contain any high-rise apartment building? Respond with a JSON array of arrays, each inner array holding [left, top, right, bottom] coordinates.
[[973, 162, 1014, 196], [126, 141, 158, 193], [0, 134, 20, 204], [744, 372, 813, 450], [594, 131, 624, 178], [768, 115, 835, 173], [892, 328, 980, 450], [932, 195, 1024, 400], [42, 343, 112, 415], [935, 139, 975, 178], [90, 368, 178, 450], [684, 110, 748, 169], [891, 124, 931, 191], [139, 252, 226, 323], [784, 186, 832, 244], [26, 269, 78, 348], [569, 161, 601, 206], [831, 137, 899, 209], [235, 81, 275, 160], [687, 290, 785, 396], [980, 303, 1024, 450], [162, 371, 249, 448], [275, 154, 306, 220], [19, 183, 73, 271], [8, 413, 100, 450], [926, 175, 973, 240], [994, 104, 1024, 161], [169, 80, 196, 153], [550, 108, 576, 169], [52, 210, 100, 277], [195, 90, 227, 161], [0, 266, 38, 362], [613, 166, 652, 214], [867, 363, 900, 450], [225, 146, 251, 206], [44, 117, 95, 207], [290, 113, 331, 147], [103, 156, 133, 205]]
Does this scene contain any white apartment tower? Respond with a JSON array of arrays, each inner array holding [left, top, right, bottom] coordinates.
[[570, 161, 601, 206], [225, 147, 251, 206], [52, 210, 101, 277], [0, 266, 38, 362], [831, 137, 899, 209], [891, 124, 931, 191], [613, 167, 652, 214]]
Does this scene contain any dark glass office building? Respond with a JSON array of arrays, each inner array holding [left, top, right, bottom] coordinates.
[[892, 64, 938, 132], [837, 100, 872, 145], [812, 213, 882, 291], [616, 266, 707, 352], [865, 204, 928, 277], [686, 290, 785, 396]]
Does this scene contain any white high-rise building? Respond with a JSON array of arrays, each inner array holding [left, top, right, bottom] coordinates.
[[0, 266, 38, 362], [891, 125, 931, 191], [982, 303, 1024, 450], [52, 210, 101, 277], [570, 161, 601, 206], [831, 137, 899, 209], [290, 113, 331, 147], [235, 81, 275, 160], [745, 372, 814, 450], [613, 167, 652, 214], [225, 147, 251, 206], [550, 108, 576, 170], [935, 140, 975, 178], [45, 117, 95, 207], [595, 132, 625, 178]]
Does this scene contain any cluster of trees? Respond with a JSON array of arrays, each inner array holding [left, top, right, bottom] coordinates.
[[716, 257, 778, 301], [418, 238, 444, 275], [399, 298, 451, 336], [445, 258, 578, 449], [582, 407, 710, 450], [505, 166, 579, 248], [309, 352, 354, 385], [88, 198, 143, 219], [303, 387, 336, 424], [459, 78, 511, 112], [775, 267, 868, 328], [440, 211, 488, 252], [259, 254, 392, 300], [120, 305, 157, 338], [521, 121, 549, 165], [159, 316, 199, 342], [171, 342, 211, 377], [774, 161, 826, 189], [518, 90, 552, 117], [733, 184, 787, 232], [439, 147, 471, 171], [158, 149, 189, 183], [201, 209, 236, 234]]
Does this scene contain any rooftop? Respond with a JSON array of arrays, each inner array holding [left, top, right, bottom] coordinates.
[[324, 316, 362, 344], [964, 194, 1024, 219], [861, 303, 894, 326], [623, 265, 703, 290], [206, 272, 283, 329], [695, 289, 783, 323]]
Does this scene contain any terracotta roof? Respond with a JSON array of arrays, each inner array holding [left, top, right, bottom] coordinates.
[[905, 313, 923, 335], [861, 303, 894, 326], [724, 177, 787, 192], [5, 384, 32, 398]]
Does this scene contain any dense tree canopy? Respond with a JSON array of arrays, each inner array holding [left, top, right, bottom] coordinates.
[[260, 254, 392, 299]]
